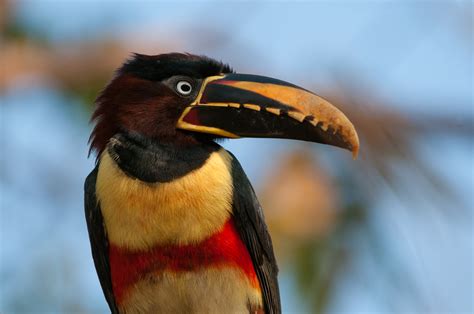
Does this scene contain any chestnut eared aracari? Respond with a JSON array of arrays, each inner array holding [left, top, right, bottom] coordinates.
[[85, 53, 359, 314]]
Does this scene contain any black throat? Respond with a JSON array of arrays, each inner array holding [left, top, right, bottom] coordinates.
[[107, 132, 221, 183]]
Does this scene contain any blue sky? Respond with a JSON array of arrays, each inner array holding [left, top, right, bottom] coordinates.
[[17, 1, 472, 113]]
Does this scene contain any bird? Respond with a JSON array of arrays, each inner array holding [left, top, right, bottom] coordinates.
[[84, 53, 359, 314]]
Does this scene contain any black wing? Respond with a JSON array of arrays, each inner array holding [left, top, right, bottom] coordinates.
[[228, 152, 281, 314], [84, 166, 119, 314]]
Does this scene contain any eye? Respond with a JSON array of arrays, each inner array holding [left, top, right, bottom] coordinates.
[[176, 80, 193, 96]]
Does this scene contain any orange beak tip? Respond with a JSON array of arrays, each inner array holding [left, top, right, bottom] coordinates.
[[350, 132, 360, 160], [352, 146, 359, 160]]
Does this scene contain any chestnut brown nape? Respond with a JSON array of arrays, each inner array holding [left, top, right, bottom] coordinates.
[[88, 53, 233, 157]]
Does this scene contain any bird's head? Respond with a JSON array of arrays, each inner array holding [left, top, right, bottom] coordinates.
[[90, 53, 359, 157]]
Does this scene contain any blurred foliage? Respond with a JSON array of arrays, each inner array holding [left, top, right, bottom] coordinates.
[[258, 84, 472, 312]]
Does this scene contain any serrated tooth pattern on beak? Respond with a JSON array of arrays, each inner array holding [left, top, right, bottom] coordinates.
[[308, 118, 318, 126], [200, 103, 229, 108], [228, 103, 241, 108], [265, 108, 281, 115], [185, 74, 359, 158], [243, 104, 261, 111], [287, 111, 305, 122]]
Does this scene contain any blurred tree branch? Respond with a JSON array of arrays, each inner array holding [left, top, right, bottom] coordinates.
[[259, 76, 472, 312]]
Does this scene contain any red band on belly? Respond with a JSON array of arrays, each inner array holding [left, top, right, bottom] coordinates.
[[109, 219, 259, 304]]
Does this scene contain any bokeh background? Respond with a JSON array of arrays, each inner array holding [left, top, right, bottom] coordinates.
[[1, 0, 472, 313]]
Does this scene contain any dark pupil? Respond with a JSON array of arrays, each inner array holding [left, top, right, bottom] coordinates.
[[181, 83, 191, 92]]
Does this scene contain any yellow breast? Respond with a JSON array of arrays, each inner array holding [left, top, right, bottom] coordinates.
[[120, 268, 263, 314], [96, 148, 233, 250]]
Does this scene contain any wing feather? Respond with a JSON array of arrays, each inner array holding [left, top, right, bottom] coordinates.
[[229, 152, 281, 314], [84, 167, 119, 314]]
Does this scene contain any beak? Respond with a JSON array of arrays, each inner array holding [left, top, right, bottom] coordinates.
[[177, 73, 359, 158]]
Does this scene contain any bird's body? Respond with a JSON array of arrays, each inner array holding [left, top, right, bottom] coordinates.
[[85, 53, 358, 313], [108, 220, 262, 314], [92, 146, 263, 313]]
